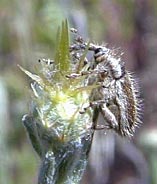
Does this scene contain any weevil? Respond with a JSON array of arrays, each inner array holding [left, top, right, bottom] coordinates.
[[89, 46, 143, 137], [69, 31, 143, 137]]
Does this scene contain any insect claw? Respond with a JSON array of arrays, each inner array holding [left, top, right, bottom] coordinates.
[[65, 73, 81, 78], [92, 124, 110, 130]]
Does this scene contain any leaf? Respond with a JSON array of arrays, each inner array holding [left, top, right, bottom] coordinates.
[[18, 65, 44, 87], [54, 20, 70, 73]]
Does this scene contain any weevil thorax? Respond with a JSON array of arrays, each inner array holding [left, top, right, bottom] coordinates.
[[94, 47, 125, 80], [92, 47, 124, 102]]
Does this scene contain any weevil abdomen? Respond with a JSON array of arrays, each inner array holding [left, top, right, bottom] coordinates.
[[115, 73, 142, 136]]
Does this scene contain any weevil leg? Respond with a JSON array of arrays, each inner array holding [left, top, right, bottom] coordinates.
[[100, 104, 119, 130], [91, 106, 111, 130], [79, 100, 106, 114]]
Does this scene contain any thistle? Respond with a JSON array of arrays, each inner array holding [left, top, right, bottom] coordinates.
[[20, 20, 142, 184], [20, 21, 94, 184]]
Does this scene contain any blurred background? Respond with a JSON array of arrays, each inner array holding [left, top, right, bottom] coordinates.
[[0, 0, 157, 183]]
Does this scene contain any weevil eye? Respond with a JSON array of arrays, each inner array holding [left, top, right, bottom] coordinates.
[[95, 47, 108, 54], [95, 48, 102, 54], [94, 47, 108, 62]]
